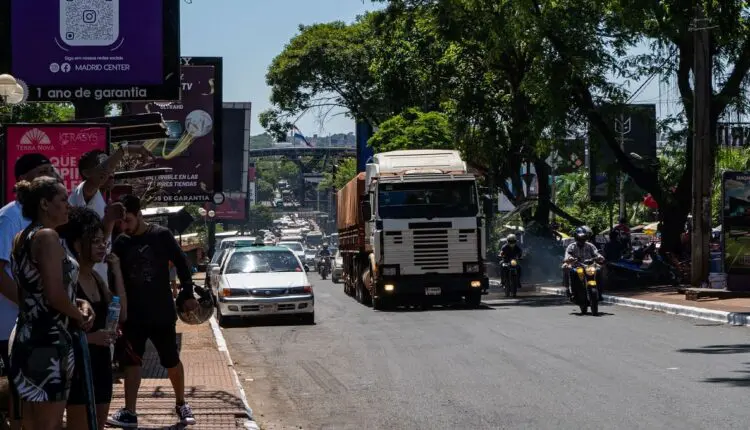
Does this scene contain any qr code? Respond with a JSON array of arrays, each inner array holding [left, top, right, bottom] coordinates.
[[61, 0, 118, 45]]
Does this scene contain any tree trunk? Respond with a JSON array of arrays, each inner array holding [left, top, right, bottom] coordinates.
[[533, 159, 551, 227]]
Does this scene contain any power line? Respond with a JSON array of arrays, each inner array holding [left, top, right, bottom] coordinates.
[[627, 47, 678, 103]]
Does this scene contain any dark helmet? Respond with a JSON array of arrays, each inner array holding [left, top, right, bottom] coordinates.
[[574, 227, 588, 244], [176, 285, 215, 325]]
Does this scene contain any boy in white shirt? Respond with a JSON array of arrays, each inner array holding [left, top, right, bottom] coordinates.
[[68, 144, 152, 316]]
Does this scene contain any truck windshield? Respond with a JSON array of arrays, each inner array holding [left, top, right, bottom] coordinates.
[[378, 180, 478, 219]]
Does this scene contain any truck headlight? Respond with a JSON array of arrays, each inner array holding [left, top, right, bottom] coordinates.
[[464, 263, 480, 273], [382, 266, 398, 276]]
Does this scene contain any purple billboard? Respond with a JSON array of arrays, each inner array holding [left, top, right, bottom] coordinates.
[[0, 0, 180, 102], [124, 58, 224, 203]]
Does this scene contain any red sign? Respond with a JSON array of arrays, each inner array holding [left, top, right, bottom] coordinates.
[[206, 195, 247, 221], [4, 124, 109, 203], [248, 166, 256, 181]]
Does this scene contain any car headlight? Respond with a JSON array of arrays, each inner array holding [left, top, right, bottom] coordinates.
[[464, 263, 480, 273], [585, 266, 597, 276], [382, 267, 397, 276]]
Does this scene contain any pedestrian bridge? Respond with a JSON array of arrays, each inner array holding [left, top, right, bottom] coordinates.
[[248, 146, 355, 158]]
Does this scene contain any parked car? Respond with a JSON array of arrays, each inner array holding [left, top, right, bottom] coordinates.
[[212, 245, 314, 326], [332, 249, 343, 283]]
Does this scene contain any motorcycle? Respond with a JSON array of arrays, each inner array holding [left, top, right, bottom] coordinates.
[[318, 256, 331, 280], [605, 242, 679, 288], [568, 259, 601, 316], [502, 259, 521, 297]]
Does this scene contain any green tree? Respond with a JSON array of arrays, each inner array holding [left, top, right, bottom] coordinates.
[[249, 133, 275, 149], [247, 204, 274, 231], [0, 103, 74, 123], [319, 158, 357, 191], [368, 108, 453, 152], [260, 19, 383, 140]]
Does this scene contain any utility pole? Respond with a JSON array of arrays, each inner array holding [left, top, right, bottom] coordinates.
[[691, 4, 712, 286], [618, 112, 627, 222]]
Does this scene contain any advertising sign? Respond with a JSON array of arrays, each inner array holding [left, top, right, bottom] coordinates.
[[222, 103, 252, 192], [0, 0, 180, 102], [3, 123, 109, 203], [124, 58, 223, 203], [212, 194, 248, 222], [588, 104, 656, 201], [721, 171, 750, 290]]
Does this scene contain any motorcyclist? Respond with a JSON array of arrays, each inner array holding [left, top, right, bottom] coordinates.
[[498, 234, 523, 288], [562, 226, 605, 299], [317, 243, 332, 272]]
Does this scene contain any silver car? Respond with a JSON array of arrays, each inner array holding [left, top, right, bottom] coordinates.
[[213, 246, 314, 326]]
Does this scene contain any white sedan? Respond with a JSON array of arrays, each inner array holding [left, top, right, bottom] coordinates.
[[212, 245, 314, 326]]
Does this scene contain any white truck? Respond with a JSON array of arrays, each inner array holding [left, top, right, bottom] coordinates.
[[338, 149, 489, 309]]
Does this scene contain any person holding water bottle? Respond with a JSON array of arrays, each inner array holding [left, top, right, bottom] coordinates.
[[58, 207, 127, 430]]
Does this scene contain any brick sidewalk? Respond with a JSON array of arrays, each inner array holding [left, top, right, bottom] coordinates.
[[108, 320, 251, 429]]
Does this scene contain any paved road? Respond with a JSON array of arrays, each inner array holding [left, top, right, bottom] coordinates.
[[222, 277, 750, 430]]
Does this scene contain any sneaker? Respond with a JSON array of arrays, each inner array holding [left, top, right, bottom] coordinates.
[[176, 402, 196, 425], [107, 408, 138, 428]]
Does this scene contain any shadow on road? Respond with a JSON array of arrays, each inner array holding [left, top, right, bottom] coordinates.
[[677, 344, 750, 354], [221, 315, 315, 328], [485, 295, 570, 308], [701, 362, 750, 387], [377, 303, 496, 313]]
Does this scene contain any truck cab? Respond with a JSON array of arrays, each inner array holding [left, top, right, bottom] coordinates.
[[360, 149, 488, 307]]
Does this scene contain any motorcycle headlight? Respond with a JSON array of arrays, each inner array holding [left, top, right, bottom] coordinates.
[[510, 260, 518, 267], [585, 266, 597, 276]]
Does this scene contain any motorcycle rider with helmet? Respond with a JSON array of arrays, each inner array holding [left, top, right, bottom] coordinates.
[[562, 226, 605, 299], [317, 242, 332, 272], [498, 234, 523, 289]]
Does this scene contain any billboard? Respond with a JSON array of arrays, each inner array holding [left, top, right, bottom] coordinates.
[[124, 58, 223, 203], [211, 194, 248, 222], [0, 0, 181, 102], [722, 171, 750, 290], [3, 123, 109, 203], [222, 103, 252, 192], [588, 104, 656, 201]]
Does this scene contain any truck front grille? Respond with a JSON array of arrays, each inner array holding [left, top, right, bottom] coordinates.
[[413, 229, 449, 270]]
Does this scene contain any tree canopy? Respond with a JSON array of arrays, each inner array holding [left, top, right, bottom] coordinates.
[[263, 0, 750, 254]]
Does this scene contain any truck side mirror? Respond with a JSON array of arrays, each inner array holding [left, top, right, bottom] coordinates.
[[361, 201, 372, 221]]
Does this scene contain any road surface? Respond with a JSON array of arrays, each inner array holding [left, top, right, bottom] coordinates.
[[221, 277, 750, 429]]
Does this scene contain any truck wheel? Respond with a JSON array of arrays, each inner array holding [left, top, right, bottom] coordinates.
[[466, 292, 482, 309]]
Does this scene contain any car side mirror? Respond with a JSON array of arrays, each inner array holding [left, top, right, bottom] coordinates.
[[210, 266, 221, 275], [361, 200, 372, 221], [304, 265, 310, 272]]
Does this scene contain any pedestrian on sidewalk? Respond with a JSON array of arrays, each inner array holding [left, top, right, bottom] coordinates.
[[0, 154, 60, 430], [107, 195, 198, 428], [9, 177, 95, 430], [60, 207, 127, 430]]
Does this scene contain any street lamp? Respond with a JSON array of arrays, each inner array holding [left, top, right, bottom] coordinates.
[[0, 74, 26, 105]]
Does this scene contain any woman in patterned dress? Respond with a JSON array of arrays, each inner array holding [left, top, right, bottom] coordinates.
[[9, 177, 94, 430]]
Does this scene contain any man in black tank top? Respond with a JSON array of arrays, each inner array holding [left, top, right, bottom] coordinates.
[[107, 195, 198, 428]]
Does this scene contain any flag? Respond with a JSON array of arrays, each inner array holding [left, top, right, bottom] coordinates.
[[291, 125, 313, 147]]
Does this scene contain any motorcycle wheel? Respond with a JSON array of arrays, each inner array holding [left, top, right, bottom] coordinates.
[[510, 272, 518, 297], [589, 288, 599, 316]]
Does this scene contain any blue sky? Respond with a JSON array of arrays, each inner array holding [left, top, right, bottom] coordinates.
[[180, 1, 678, 138]]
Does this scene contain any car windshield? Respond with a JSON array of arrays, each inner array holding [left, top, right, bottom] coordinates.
[[225, 251, 303, 274], [278, 242, 304, 252], [378, 180, 478, 219]]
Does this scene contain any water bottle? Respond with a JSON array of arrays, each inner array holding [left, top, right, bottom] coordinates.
[[105, 296, 121, 334]]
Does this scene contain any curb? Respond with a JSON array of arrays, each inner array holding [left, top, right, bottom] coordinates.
[[536, 286, 750, 326], [208, 317, 261, 430]]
